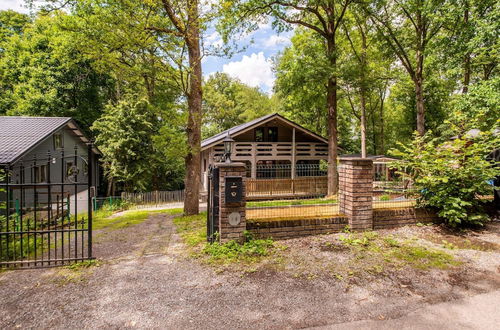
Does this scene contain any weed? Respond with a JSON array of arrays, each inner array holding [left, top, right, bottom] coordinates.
[[203, 238, 275, 264]]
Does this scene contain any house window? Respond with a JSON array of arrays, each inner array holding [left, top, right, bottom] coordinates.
[[53, 133, 64, 149], [268, 127, 278, 142], [34, 165, 47, 183], [255, 127, 278, 142], [66, 161, 77, 179], [255, 128, 264, 142]]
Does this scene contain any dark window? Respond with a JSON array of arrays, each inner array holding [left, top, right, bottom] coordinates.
[[34, 165, 47, 183], [255, 128, 264, 142], [53, 133, 64, 149], [255, 127, 278, 142], [66, 161, 75, 178], [268, 127, 278, 142]]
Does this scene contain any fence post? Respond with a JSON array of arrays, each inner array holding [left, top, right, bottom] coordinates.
[[339, 157, 374, 231], [216, 162, 247, 243]]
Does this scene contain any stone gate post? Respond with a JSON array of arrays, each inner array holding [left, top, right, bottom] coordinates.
[[216, 162, 247, 243], [339, 157, 374, 231]]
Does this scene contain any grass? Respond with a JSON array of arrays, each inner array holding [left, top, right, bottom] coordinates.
[[247, 198, 337, 208], [338, 231, 460, 270], [173, 213, 280, 268], [173, 212, 207, 247], [93, 208, 183, 231]]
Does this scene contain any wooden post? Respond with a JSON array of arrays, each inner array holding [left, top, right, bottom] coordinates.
[[251, 142, 257, 179]]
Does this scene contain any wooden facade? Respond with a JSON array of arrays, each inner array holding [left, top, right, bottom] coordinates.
[[200, 114, 330, 194]]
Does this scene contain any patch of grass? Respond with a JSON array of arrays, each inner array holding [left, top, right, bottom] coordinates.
[[390, 245, 459, 270], [335, 231, 460, 271], [65, 259, 101, 270], [247, 198, 337, 208], [202, 238, 276, 264], [173, 212, 207, 247], [54, 259, 102, 284], [93, 208, 183, 231]]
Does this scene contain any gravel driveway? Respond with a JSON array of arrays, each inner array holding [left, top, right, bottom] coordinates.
[[0, 213, 499, 329]]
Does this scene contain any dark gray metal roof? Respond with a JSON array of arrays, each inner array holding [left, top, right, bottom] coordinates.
[[201, 113, 328, 150], [0, 116, 71, 164]]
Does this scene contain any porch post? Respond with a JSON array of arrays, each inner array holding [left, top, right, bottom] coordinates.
[[251, 142, 257, 179], [291, 128, 296, 179]]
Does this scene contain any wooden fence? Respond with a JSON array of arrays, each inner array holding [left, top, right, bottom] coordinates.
[[246, 177, 328, 200], [121, 190, 185, 209]]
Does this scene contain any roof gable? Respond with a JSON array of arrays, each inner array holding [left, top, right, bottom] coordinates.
[[201, 113, 328, 150], [0, 116, 98, 165]]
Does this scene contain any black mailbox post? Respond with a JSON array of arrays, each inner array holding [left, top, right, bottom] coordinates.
[[225, 177, 243, 203]]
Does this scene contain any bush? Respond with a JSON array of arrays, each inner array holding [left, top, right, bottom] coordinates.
[[391, 125, 499, 227]]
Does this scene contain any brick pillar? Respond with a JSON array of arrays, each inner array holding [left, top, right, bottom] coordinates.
[[217, 162, 246, 243], [339, 157, 373, 231]]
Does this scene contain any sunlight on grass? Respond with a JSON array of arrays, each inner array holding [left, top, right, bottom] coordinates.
[[93, 208, 183, 231]]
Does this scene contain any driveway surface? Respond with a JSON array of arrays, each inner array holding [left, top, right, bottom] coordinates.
[[0, 213, 499, 329]]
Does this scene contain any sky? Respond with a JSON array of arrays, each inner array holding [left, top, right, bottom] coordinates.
[[1, 0, 292, 94]]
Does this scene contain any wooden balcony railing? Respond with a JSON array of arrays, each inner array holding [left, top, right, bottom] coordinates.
[[246, 177, 328, 200]]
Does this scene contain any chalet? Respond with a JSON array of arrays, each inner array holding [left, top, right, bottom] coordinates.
[[201, 113, 398, 199], [0, 116, 100, 214]]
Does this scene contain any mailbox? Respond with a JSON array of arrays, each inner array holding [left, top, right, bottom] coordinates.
[[225, 176, 243, 203]]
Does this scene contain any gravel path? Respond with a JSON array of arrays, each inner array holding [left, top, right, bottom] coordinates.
[[0, 213, 499, 329]]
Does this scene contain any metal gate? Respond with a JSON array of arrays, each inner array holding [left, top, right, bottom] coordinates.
[[0, 145, 94, 268], [206, 165, 219, 243]]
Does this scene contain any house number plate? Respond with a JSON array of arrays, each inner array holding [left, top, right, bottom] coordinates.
[[228, 212, 241, 226]]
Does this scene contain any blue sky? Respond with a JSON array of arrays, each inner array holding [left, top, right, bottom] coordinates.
[[1, 0, 292, 94]]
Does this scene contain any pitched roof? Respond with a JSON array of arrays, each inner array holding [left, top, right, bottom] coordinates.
[[201, 113, 329, 150], [0, 116, 97, 165]]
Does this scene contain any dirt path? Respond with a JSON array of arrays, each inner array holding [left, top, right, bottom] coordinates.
[[0, 213, 499, 329]]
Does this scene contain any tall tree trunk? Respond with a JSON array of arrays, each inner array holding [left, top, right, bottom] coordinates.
[[326, 37, 339, 196], [183, 0, 202, 215], [359, 25, 368, 158], [462, 3, 470, 94], [379, 86, 385, 154], [415, 48, 425, 136]]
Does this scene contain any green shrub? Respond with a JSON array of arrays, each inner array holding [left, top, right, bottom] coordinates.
[[391, 125, 500, 227]]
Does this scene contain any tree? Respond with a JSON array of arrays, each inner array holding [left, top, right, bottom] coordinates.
[[0, 12, 111, 129], [366, 0, 448, 135], [203, 72, 274, 137], [220, 0, 354, 195], [92, 96, 159, 193]]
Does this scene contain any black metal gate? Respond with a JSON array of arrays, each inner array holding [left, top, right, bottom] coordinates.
[[207, 165, 219, 243], [0, 145, 94, 268]]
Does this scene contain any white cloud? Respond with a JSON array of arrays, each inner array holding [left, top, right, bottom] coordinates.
[[263, 34, 290, 48], [0, 0, 28, 12], [222, 52, 274, 89], [205, 31, 223, 47]]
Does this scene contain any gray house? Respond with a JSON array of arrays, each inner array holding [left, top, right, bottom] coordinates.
[[0, 116, 100, 215]]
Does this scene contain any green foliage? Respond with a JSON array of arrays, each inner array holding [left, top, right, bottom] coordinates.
[[203, 72, 275, 138], [391, 111, 500, 226], [0, 12, 112, 128]]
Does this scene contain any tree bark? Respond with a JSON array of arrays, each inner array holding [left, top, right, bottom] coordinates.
[[183, 0, 202, 215], [326, 37, 339, 196], [462, 2, 470, 94], [359, 25, 368, 158], [415, 33, 425, 136]]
